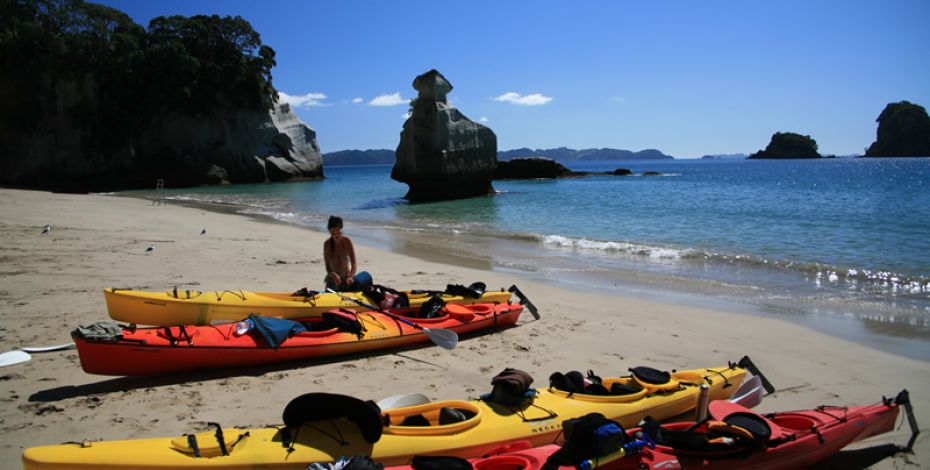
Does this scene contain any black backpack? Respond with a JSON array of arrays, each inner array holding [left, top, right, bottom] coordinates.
[[541, 413, 626, 470]]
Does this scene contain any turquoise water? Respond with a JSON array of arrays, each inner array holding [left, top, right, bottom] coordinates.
[[148, 157, 930, 359]]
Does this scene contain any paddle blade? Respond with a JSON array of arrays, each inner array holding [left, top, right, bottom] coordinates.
[[0, 350, 31, 367], [424, 327, 458, 350], [728, 376, 764, 409], [509, 285, 540, 320], [738, 356, 775, 394], [22, 343, 76, 353]]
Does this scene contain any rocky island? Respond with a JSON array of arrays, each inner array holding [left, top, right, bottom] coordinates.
[[748, 132, 821, 159], [865, 101, 930, 157]]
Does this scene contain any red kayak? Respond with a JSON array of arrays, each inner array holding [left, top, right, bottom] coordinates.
[[73, 303, 522, 376], [385, 391, 914, 470], [615, 392, 912, 469]]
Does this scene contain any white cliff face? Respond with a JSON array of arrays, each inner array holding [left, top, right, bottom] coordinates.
[[138, 102, 323, 184], [0, 79, 323, 190], [268, 103, 323, 177]]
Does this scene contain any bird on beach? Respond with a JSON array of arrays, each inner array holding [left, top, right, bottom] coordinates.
[[201, 227, 207, 235], [41, 224, 51, 235], [145, 244, 155, 253]]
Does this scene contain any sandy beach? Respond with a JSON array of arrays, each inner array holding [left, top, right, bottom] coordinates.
[[0, 187, 926, 468]]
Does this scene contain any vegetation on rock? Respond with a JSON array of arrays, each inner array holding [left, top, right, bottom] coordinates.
[[865, 101, 930, 157], [748, 132, 821, 159]]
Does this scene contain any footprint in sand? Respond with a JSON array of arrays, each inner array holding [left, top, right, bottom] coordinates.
[[19, 403, 63, 415]]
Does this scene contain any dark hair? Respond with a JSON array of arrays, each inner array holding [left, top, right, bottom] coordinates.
[[328, 216, 343, 230]]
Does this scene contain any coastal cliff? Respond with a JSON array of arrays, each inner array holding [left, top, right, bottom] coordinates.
[[392, 70, 497, 202], [0, 2, 322, 191]]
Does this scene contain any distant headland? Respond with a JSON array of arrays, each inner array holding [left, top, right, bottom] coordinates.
[[325, 147, 675, 166]]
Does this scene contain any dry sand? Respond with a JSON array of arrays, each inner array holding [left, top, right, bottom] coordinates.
[[0, 187, 926, 468]]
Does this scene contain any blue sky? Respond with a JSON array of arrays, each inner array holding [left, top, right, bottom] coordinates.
[[97, 1, 930, 157]]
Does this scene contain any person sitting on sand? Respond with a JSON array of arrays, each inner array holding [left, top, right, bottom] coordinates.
[[324, 216, 359, 291]]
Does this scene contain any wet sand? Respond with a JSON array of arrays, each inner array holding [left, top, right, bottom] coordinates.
[[0, 188, 926, 468]]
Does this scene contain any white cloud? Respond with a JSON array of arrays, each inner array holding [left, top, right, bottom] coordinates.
[[369, 93, 408, 107], [403, 112, 412, 120], [279, 91, 327, 107], [479, 116, 489, 122], [493, 92, 553, 106], [352, 97, 363, 104]]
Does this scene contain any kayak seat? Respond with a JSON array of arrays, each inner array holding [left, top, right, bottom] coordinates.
[[392, 408, 475, 427], [282, 393, 383, 444], [629, 366, 680, 392], [439, 407, 474, 425], [299, 310, 364, 337], [400, 308, 450, 320], [639, 416, 754, 455], [629, 366, 670, 384], [400, 414, 431, 426], [709, 400, 783, 442]]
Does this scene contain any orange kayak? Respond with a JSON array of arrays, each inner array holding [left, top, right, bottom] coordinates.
[[73, 303, 523, 376]]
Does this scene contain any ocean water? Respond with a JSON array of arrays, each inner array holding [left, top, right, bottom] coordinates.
[[140, 157, 930, 360]]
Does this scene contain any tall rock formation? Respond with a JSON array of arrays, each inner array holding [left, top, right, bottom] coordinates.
[[392, 70, 497, 202], [865, 101, 930, 157]]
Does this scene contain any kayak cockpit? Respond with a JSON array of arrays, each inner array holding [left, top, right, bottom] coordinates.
[[383, 400, 482, 436]]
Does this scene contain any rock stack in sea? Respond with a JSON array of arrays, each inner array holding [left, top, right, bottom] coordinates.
[[392, 69, 497, 202]]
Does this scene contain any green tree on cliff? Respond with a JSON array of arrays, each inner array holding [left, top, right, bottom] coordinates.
[[0, 0, 277, 143], [865, 101, 930, 157]]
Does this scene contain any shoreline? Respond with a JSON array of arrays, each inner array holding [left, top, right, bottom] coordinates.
[[162, 193, 930, 362], [0, 188, 927, 467]]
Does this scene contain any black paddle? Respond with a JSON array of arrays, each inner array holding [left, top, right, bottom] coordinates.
[[508, 285, 540, 320], [326, 289, 459, 350]]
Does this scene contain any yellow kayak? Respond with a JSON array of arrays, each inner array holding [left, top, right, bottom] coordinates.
[[104, 284, 531, 326], [22, 363, 746, 469]]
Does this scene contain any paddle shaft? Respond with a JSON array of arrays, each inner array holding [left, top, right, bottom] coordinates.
[[326, 289, 429, 331], [325, 289, 458, 350]]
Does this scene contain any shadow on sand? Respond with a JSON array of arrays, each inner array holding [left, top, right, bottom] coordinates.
[[806, 444, 906, 469]]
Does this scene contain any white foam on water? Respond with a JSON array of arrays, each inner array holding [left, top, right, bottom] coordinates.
[[540, 234, 690, 259]]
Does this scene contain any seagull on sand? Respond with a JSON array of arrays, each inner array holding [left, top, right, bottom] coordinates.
[[41, 224, 51, 234], [201, 227, 207, 235], [145, 244, 155, 253]]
